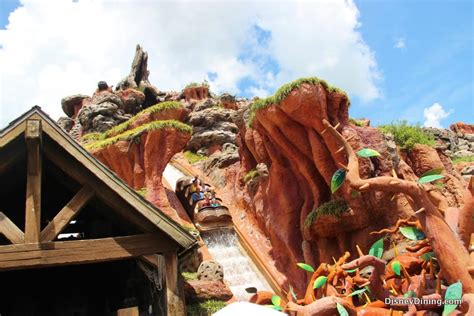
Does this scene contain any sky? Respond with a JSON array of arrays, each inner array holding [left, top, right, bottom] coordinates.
[[0, 0, 472, 129]]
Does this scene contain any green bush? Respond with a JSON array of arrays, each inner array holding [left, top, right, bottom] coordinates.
[[379, 120, 435, 150], [304, 199, 348, 228], [184, 151, 207, 164], [135, 187, 147, 197], [452, 155, 474, 164], [246, 77, 348, 127], [243, 168, 259, 183], [181, 272, 198, 281], [349, 118, 364, 127], [81, 132, 103, 142], [185, 80, 210, 89], [187, 300, 226, 315]]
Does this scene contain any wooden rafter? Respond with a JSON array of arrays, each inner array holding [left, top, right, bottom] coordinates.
[[0, 212, 25, 244], [165, 251, 186, 316], [0, 233, 175, 270], [40, 186, 94, 242], [25, 119, 42, 243]]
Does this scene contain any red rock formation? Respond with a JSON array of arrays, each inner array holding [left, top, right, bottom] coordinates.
[[183, 86, 209, 102], [231, 81, 469, 295], [450, 122, 474, 134]]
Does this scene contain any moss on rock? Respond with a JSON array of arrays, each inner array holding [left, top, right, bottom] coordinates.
[[304, 199, 349, 228]]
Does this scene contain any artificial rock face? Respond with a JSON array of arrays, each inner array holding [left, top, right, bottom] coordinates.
[[197, 260, 224, 282]]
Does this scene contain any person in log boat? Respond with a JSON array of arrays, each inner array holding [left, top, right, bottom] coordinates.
[[190, 176, 204, 202]]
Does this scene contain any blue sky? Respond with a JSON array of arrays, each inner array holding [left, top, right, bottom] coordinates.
[[0, 0, 472, 128]]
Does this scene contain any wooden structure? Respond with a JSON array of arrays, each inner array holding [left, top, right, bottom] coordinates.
[[0, 107, 197, 315]]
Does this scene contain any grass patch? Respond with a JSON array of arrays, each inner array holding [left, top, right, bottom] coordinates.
[[187, 300, 226, 316], [185, 80, 210, 89], [81, 132, 103, 142], [452, 155, 474, 164], [184, 151, 207, 164], [304, 199, 348, 228], [104, 101, 183, 138], [86, 120, 192, 150], [247, 77, 348, 127], [349, 118, 365, 127], [182, 272, 198, 281], [379, 120, 435, 150], [243, 168, 259, 183]]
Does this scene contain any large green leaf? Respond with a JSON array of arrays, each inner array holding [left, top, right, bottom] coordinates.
[[369, 237, 384, 258], [297, 263, 315, 273], [289, 285, 298, 301], [313, 276, 328, 289], [271, 295, 281, 307], [399, 226, 425, 240], [443, 281, 462, 316], [336, 302, 349, 316], [331, 169, 346, 193], [347, 288, 367, 297], [419, 168, 443, 178], [357, 148, 381, 158], [391, 260, 401, 276], [418, 174, 445, 184]]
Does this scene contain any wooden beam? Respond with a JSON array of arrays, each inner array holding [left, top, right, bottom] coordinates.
[[0, 212, 25, 244], [25, 119, 42, 243], [0, 233, 174, 271], [164, 251, 186, 316], [40, 186, 94, 242]]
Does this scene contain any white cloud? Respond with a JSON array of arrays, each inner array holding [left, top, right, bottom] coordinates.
[[423, 102, 451, 128], [394, 37, 406, 49], [0, 0, 381, 126]]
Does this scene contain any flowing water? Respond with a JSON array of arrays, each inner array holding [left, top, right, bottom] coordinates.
[[163, 164, 271, 301]]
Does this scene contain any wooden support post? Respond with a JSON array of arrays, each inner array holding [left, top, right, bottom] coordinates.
[[25, 119, 42, 243], [40, 186, 94, 242], [0, 212, 25, 244], [164, 251, 186, 316]]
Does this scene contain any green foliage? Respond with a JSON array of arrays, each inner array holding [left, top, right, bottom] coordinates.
[[349, 118, 365, 127], [86, 120, 192, 150], [81, 132, 103, 142], [331, 169, 346, 193], [369, 238, 384, 259], [297, 263, 315, 273], [187, 300, 226, 315], [183, 151, 208, 164], [336, 302, 349, 316], [181, 272, 198, 281], [357, 148, 381, 158], [185, 80, 210, 89], [452, 155, 474, 164], [391, 260, 401, 276], [313, 276, 327, 289], [399, 226, 425, 240], [419, 168, 443, 178], [246, 77, 348, 127], [135, 187, 147, 197], [104, 101, 183, 138], [418, 174, 445, 184], [379, 120, 435, 150], [304, 199, 349, 228], [347, 288, 367, 297], [243, 168, 259, 183], [443, 281, 462, 316]]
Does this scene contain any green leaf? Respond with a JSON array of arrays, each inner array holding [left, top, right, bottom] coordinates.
[[392, 260, 401, 276], [289, 286, 298, 301], [271, 295, 281, 306], [272, 305, 283, 311], [399, 226, 425, 240], [345, 268, 357, 274], [420, 168, 443, 178], [443, 281, 462, 316], [357, 148, 381, 158], [418, 174, 445, 184], [369, 237, 384, 259], [421, 252, 435, 261], [297, 263, 315, 273], [331, 169, 346, 193], [347, 288, 367, 297], [336, 302, 349, 316], [313, 276, 328, 289], [404, 290, 417, 298]]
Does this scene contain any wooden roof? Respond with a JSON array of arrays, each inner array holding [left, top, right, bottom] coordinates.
[[0, 106, 197, 253]]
